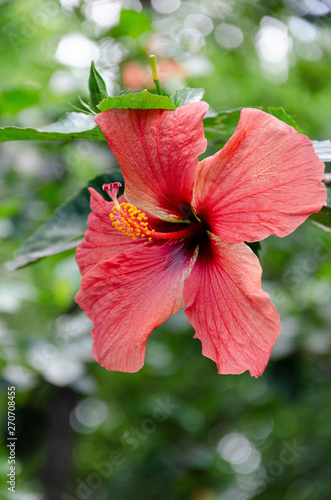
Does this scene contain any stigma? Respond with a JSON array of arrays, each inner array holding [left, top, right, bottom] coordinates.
[[102, 183, 202, 242], [103, 183, 154, 241]]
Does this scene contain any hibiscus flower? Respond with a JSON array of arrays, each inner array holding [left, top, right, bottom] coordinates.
[[75, 102, 326, 376]]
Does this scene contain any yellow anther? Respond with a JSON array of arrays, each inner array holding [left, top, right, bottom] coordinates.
[[108, 201, 153, 241]]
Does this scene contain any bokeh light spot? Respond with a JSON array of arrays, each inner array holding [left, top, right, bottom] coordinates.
[[85, 0, 121, 29], [152, 0, 181, 15], [184, 14, 214, 36], [214, 23, 243, 49], [217, 432, 252, 465], [255, 17, 292, 64], [56, 33, 99, 68]]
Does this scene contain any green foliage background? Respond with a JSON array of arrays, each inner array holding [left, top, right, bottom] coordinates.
[[0, 1, 331, 499]]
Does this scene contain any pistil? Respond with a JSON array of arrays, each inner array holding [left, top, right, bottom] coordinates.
[[102, 183, 199, 241]]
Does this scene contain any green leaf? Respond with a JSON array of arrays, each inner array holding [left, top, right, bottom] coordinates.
[[310, 206, 331, 232], [0, 112, 105, 142], [310, 186, 331, 233], [203, 108, 242, 143], [7, 171, 124, 271], [171, 87, 205, 107], [268, 107, 304, 133], [73, 96, 95, 114], [88, 61, 108, 113], [203, 107, 307, 145], [245, 241, 262, 258], [98, 90, 175, 111], [309, 183, 331, 233]]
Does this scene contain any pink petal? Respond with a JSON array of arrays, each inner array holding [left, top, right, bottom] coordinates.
[[75, 188, 144, 276], [75, 241, 197, 372], [94, 102, 208, 221], [76, 188, 193, 276], [193, 108, 327, 242], [184, 235, 281, 376]]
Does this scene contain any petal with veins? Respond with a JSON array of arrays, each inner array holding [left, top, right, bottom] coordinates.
[[193, 108, 326, 242], [76, 188, 184, 276], [76, 188, 144, 276], [184, 234, 280, 376], [75, 241, 197, 372], [95, 102, 208, 221]]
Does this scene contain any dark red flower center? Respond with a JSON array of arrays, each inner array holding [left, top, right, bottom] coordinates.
[[103, 183, 205, 242]]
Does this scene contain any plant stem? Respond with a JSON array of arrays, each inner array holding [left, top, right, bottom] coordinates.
[[149, 54, 162, 94]]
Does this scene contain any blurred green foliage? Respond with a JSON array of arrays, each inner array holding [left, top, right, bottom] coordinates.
[[0, 1, 331, 500]]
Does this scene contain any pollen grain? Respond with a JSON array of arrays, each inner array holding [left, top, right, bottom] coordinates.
[[110, 202, 150, 241]]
